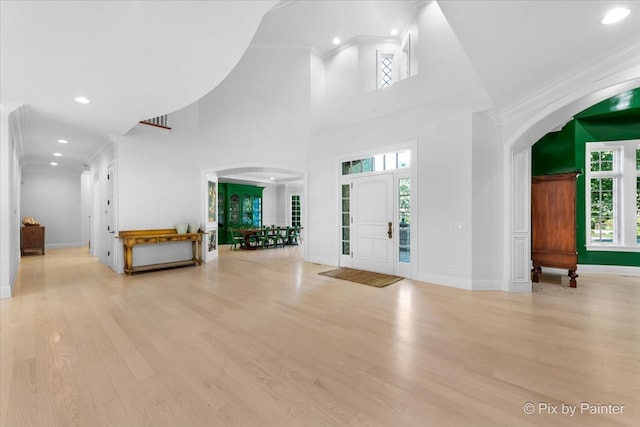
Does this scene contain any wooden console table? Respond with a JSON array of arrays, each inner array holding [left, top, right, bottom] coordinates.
[[21, 226, 45, 255], [117, 229, 205, 275]]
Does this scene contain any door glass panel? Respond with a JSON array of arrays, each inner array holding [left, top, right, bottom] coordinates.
[[207, 181, 216, 223], [253, 196, 262, 227], [341, 184, 350, 255], [399, 178, 410, 263], [243, 194, 253, 226], [229, 193, 240, 226]]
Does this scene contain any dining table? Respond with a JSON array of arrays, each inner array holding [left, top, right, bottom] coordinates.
[[234, 228, 262, 250]]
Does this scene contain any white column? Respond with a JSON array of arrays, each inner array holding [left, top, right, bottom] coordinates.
[[507, 148, 532, 292], [1, 104, 20, 298]]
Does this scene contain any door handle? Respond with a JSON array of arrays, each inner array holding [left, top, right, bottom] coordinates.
[[388, 221, 393, 239]]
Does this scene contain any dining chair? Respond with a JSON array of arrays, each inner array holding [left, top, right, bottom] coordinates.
[[230, 229, 244, 250]]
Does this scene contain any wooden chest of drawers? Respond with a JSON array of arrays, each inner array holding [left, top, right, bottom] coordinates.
[[21, 226, 45, 255]]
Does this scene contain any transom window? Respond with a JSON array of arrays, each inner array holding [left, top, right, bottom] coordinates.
[[342, 150, 410, 175]]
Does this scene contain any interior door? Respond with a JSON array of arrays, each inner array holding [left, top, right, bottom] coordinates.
[[352, 173, 394, 274], [105, 163, 116, 271]]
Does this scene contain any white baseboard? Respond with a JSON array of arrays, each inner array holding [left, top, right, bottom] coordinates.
[[578, 264, 640, 276], [45, 242, 88, 249], [418, 272, 472, 290], [306, 256, 338, 268], [472, 279, 507, 291], [0, 284, 12, 299], [540, 265, 640, 277]]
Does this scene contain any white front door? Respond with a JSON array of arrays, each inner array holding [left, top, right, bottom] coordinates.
[[352, 173, 395, 274]]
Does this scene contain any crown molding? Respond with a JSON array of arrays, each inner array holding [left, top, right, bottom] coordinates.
[[487, 40, 640, 125]]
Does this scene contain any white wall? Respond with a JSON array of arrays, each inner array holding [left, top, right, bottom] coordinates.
[[198, 46, 310, 169], [114, 102, 201, 269], [0, 104, 23, 298], [310, 50, 326, 133], [305, 2, 491, 288], [471, 112, 505, 290], [262, 184, 280, 226], [21, 170, 83, 248]]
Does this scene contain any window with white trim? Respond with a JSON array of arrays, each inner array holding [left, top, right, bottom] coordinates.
[[586, 141, 640, 250], [291, 195, 301, 227], [636, 145, 640, 244], [376, 50, 397, 89]]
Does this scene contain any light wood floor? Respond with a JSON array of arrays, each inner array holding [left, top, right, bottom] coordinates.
[[1, 247, 639, 427]]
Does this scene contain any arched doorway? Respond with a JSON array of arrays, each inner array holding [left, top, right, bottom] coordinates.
[[200, 164, 308, 261], [505, 78, 640, 292]]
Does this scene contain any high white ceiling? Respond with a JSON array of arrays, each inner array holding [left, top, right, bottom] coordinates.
[[1, 0, 276, 173], [254, 0, 418, 54], [438, 0, 640, 107], [2, 0, 639, 177]]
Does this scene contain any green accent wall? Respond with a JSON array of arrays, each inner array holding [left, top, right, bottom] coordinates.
[[531, 122, 575, 176], [532, 87, 640, 267], [217, 183, 264, 244]]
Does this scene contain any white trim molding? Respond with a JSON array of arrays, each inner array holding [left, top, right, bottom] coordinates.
[[489, 40, 640, 126]]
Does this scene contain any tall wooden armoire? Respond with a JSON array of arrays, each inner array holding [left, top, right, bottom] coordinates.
[[531, 173, 580, 287]]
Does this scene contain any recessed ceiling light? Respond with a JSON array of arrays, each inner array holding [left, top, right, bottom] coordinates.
[[602, 7, 630, 24], [74, 96, 90, 104], [53, 152, 62, 157], [390, 28, 398, 36], [333, 37, 341, 45], [57, 139, 68, 144], [269, 177, 275, 180], [50, 162, 58, 166]]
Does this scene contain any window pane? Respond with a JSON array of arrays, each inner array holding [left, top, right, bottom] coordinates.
[[342, 242, 350, 255], [342, 184, 350, 198], [342, 161, 351, 175], [352, 160, 362, 174], [385, 152, 397, 170], [342, 227, 350, 241], [591, 150, 614, 171], [590, 177, 614, 243], [636, 148, 640, 170], [637, 177, 639, 243], [398, 151, 411, 168], [362, 158, 372, 173], [374, 154, 385, 172]]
